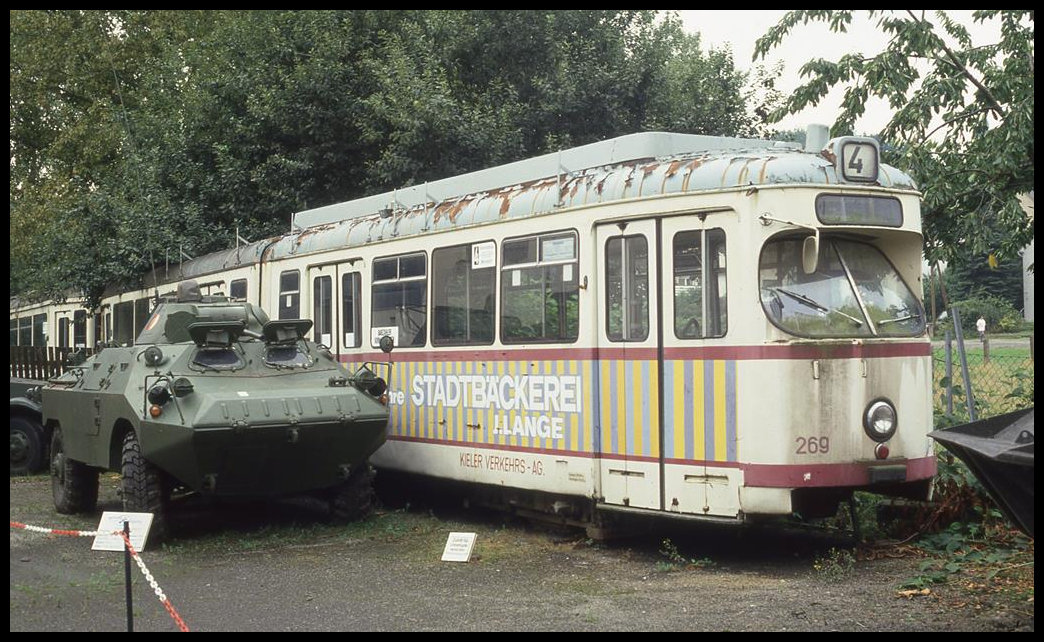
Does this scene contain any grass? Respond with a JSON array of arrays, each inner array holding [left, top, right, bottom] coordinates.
[[932, 342, 1033, 418]]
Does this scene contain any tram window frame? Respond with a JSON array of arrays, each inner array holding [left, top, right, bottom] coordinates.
[[432, 242, 496, 346], [113, 301, 135, 346], [94, 308, 106, 346], [18, 316, 33, 347], [73, 309, 87, 348], [673, 228, 728, 340], [57, 317, 70, 348], [604, 234, 650, 342], [312, 274, 333, 347], [279, 270, 301, 320], [229, 278, 248, 301], [134, 297, 152, 340], [342, 272, 362, 349], [371, 252, 427, 348], [500, 230, 580, 345], [33, 313, 47, 347]]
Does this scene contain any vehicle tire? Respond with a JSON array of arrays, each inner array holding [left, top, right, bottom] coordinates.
[[11, 415, 46, 476], [330, 465, 376, 522], [121, 431, 170, 542], [50, 427, 99, 514]]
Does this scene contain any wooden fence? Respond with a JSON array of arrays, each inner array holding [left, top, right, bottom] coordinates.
[[9, 346, 94, 381]]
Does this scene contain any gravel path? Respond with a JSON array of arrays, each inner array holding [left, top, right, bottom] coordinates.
[[9, 474, 1034, 632]]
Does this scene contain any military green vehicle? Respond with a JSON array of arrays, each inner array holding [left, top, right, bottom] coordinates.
[[42, 281, 393, 541]]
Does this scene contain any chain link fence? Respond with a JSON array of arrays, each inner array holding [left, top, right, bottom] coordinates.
[[933, 332, 1034, 422]]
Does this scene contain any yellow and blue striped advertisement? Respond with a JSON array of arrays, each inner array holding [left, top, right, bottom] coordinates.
[[380, 352, 737, 463]]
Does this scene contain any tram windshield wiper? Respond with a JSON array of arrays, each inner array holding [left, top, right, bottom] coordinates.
[[773, 287, 864, 327], [877, 313, 921, 326]]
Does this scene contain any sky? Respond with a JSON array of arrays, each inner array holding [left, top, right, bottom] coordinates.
[[677, 10, 1001, 135]]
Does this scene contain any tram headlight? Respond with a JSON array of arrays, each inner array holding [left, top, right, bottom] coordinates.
[[863, 399, 897, 442]]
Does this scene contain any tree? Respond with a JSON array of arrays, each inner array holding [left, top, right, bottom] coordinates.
[[11, 10, 764, 308], [753, 10, 1034, 268]]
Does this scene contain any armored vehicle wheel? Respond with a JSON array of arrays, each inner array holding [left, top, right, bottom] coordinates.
[[330, 465, 377, 522], [50, 427, 99, 514], [121, 431, 170, 542], [11, 415, 46, 476]]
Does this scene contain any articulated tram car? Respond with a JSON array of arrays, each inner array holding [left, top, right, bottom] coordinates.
[[11, 126, 936, 530]]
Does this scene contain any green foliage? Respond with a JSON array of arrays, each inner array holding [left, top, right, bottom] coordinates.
[[812, 547, 856, 582], [10, 10, 770, 307], [939, 294, 1024, 334], [754, 11, 1034, 267], [655, 537, 715, 572], [899, 516, 1033, 590]]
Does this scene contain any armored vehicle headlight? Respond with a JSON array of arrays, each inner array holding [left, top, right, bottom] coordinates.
[[170, 377, 194, 397], [863, 399, 897, 442], [148, 384, 172, 406], [143, 345, 165, 367]]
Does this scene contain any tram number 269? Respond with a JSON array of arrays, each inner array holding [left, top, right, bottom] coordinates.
[[795, 436, 830, 455]]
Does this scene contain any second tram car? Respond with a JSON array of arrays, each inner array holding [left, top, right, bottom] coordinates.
[[11, 126, 935, 531]]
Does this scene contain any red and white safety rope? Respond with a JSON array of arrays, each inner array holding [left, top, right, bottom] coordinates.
[[11, 521, 190, 632]]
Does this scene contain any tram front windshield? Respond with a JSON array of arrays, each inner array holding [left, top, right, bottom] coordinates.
[[759, 237, 924, 338]]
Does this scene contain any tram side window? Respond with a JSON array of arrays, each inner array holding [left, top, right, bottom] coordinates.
[[33, 314, 47, 347], [501, 231, 579, 344], [73, 309, 87, 348], [342, 272, 361, 348], [605, 235, 649, 342], [229, 278, 248, 301], [279, 270, 301, 320], [134, 297, 152, 339], [313, 275, 333, 347], [432, 243, 495, 346], [57, 317, 70, 348], [18, 317, 33, 346], [94, 309, 106, 346], [113, 301, 135, 346], [673, 229, 728, 339], [10, 319, 17, 346], [371, 253, 427, 348]]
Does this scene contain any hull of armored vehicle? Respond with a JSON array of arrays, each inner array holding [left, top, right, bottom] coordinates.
[[41, 284, 392, 539], [42, 361, 389, 497]]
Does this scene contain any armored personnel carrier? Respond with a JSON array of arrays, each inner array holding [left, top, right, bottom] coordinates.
[[42, 281, 392, 541]]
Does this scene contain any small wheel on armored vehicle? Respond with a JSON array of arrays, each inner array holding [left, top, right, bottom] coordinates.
[[330, 465, 377, 522], [121, 431, 171, 543], [50, 427, 99, 514], [11, 415, 46, 476]]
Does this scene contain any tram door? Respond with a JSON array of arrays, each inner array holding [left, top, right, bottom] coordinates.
[[658, 217, 740, 517], [307, 263, 363, 361], [595, 220, 663, 511]]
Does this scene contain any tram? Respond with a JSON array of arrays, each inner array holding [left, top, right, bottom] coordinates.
[[11, 125, 935, 531]]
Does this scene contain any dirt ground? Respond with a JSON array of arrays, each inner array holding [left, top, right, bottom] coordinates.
[[9, 473, 1034, 632]]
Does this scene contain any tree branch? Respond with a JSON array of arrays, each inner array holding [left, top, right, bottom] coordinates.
[[904, 10, 1007, 119]]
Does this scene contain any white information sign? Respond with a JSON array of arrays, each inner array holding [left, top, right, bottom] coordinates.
[[472, 241, 496, 269], [92, 511, 155, 552], [371, 326, 399, 348], [441, 532, 478, 562]]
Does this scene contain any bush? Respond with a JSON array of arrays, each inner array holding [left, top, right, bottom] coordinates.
[[936, 294, 1023, 335]]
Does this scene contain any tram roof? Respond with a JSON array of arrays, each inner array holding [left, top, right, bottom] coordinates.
[[268, 130, 917, 261], [292, 131, 800, 230]]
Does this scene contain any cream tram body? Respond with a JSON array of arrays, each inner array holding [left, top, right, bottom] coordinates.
[[256, 131, 935, 524], [11, 130, 935, 526]]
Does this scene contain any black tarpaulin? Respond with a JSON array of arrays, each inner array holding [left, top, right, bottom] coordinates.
[[929, 407, 1034, 537]]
